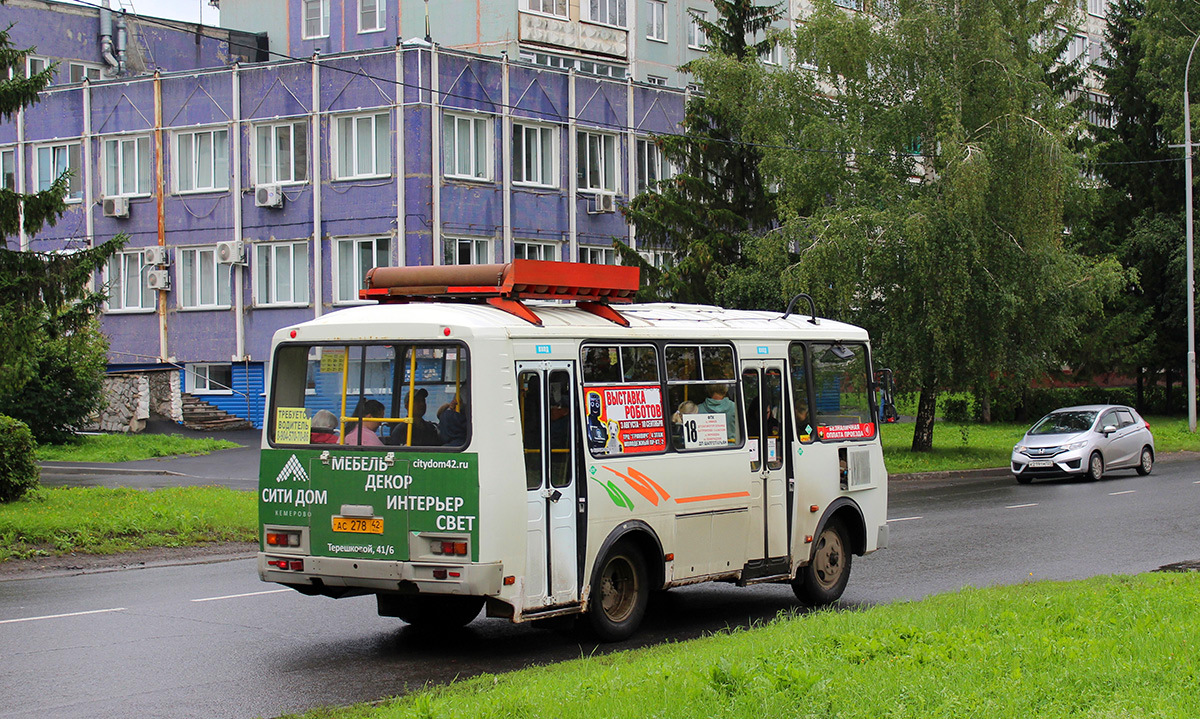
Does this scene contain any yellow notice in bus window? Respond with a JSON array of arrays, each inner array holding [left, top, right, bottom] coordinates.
[[275, 407, 310, 445], [320, 350, 346, 373]]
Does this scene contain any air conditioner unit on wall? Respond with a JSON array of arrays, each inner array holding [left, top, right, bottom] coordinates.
[[587, 193, 616, 214], [102, 196, 130, 218], [142, 246, 169, 266], [255, 184, 283, 208], [146, 269, 170, 290], [216, 239, 245, 264]]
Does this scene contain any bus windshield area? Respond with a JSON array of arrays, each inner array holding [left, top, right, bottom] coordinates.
[[268, 342, 469, 449]]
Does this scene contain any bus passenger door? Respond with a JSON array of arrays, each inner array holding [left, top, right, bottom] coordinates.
[[517, 362, 580, 610], [741, 361, 789, 562]]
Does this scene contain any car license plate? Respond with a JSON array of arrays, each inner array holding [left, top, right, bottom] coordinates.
[[1028, 460, 1054, 468], [332, 516, 383, 534]]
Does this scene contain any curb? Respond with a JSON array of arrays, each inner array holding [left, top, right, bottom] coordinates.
[[889, 466, 1012, 483], [38, 462, 188, 477]]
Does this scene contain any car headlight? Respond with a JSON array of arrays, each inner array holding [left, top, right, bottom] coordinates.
[[1015, 445, 1027, 453], [1062, 440, 1087, 451]]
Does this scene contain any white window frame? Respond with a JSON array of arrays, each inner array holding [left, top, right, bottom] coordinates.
[[647, 0, 667, 42], [760, 42, 785, 67], [359, 0, 385, 33], [1088, 0, 1107, 17], [333, 111, 390, 180], [832, 0, 862, 9], [174, 127, 230, 194], [253, 120, 309, 186], [525, 0, 567, 18], [254, 241, 310, 307], [188, 363, 234, 395], [104, 249, 156, 313], [512, 121, 558, 187], [1, 147, 15, 190], [646, 74, 667, 86], [445, 237, 492, 265], [1067, 34, 1088, 65], [302, 0, 330, 39], [103, 135, 151, 198], [34, 141, 82, 202], [26, 55, 49, 79], [687, 10, 707, 50], [636, 137, 672, 194], [335, 236, 390, 304], [580, 246, 616, 265], [577, 130, 619, 193], [443, 112, 493, 181], [69, 61, 103, 84], [177, 246, 233, 310], [514, 240, 559, 261], [640, 248, 669, 269], [585, 0, 627, 27]]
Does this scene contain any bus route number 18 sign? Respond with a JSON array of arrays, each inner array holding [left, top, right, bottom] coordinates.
[[585, 385, 667, 455]]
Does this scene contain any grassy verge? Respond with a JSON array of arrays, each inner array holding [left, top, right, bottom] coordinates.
[[280, 572, 1200, 719], [880, 415, 1200, 474], [0, 486, 256, 561], [35, 433, 241, 463]]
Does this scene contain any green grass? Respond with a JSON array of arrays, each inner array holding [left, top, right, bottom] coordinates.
[[277, 572, 1200, 719], [0, 486, 256, 561], [880, 415, 1200, 474], [35, 433, 241, 463]]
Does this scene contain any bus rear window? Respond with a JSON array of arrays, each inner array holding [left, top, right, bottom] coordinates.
[[269, 342, 470, 449]]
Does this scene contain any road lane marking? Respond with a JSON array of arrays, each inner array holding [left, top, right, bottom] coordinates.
[[887, 516, 922, 522], [0, 607, 126, 625], [1006, 503, 1038, 509], [191, 589, 292, 603], [1108, 490, 1136, 496]]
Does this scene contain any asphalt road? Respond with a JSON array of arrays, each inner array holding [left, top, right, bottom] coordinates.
[[2, 457, 1197, 719]]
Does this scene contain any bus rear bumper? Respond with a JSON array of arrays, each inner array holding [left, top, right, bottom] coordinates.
[[258, 553, 504, 596]]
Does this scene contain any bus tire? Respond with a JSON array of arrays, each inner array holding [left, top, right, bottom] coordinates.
[[377, 594, 484, 629], [587, 542, 649, 642], [792, 519, 852, 607]]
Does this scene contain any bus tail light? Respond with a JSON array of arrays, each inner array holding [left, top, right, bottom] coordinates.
[[431, 539, 469, 556], [267, 558, 306, 571], [266, 531, 300, 548]]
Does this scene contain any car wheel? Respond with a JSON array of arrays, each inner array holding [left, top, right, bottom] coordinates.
[[587, 542, 649, 642], [1087, 451, 1104, 482], [1015, 473, 1033, 485], [1136, 446, 1154, 476], [792, 519, 852, 606]]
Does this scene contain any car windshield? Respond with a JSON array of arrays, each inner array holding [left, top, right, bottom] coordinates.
[[1028, 411, 1097, 435]]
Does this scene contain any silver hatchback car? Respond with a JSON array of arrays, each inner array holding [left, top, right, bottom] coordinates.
[[1011, 404, 1155, 484]]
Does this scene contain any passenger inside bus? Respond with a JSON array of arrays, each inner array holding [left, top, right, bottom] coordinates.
[[671, 400, 697, 443], [386, 388, 441, 446], [309, 409, 340, 444], [700, 384, 739, 442], [345, 399, 385, 445], [437, 397, 468, 445]]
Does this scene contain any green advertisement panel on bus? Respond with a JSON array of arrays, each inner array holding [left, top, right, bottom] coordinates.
[[260, 449, 480, 562]]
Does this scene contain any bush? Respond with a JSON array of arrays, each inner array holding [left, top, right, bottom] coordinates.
[[0, 414, 39, 502], [942, 396, 974, 422]]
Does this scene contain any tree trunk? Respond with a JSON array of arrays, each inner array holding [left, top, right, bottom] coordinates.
[[1166, 367, 1175, 413], [980, 392, 991, 424], [1136, 368, 1144, 413], [912, 387, 938, 452]]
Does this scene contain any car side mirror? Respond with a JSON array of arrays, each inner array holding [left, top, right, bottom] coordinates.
[[1101, 424, 1117, 435]]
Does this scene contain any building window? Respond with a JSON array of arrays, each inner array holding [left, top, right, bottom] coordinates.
[[518, 50, 628, 79], [35, 142, 82, 201], [687, 10, 707, 49], [636, 137, 672, 194], [103, 136, 151, 197], [442, 113, 491, 181], [760, 42, 785, 67], [359, 0, 385, 32], [832, 0, 862, 9], [580, 246, 616, 265], [445, 237, 491, 265], [188, 363, 233, 394], [69, 62, 103, 83], [26, 56, 49, 79], [178, 247, 233, 309], [587, 0, 627, 27], [646, 74, 667, 86], [526, 0, 567, 17], [577, 130, 618, 193], [105, 249, 155, 312], [1067, 34, 1088, 65], [175, 128, 230, 193], [640, 248, 669, 269], [255, 120, 308, 185], [647, 0, 667, 41], [515, 240, 558, 261], [513, 122, 557, 187], [303, 0, 330, 38], [1, 148, 15, 190], [1088, 0, 1107, 16], [335, 112, 390, 179], [336, 237, 389, 303], [255, 241, 310, 306]]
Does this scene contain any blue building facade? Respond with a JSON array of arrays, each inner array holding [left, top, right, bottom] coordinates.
[[1, 2, 686, 428]]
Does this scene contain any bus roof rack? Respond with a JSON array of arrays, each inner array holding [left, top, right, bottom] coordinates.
[[360, 260, 641, 327]]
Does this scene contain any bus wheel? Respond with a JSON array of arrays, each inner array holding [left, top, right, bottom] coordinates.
[[587, 542, 649, 642], [792, 519, 852, 607], [377, 594, 484, 629]]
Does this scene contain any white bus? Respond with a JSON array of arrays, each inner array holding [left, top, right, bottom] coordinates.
[[259, 260, 888, 640]]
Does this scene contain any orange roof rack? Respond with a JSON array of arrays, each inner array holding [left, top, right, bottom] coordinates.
[[359, 260, 641, 327]]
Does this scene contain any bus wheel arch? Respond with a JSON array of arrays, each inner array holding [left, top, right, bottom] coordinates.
[[590, 520, 666, 591], [793, 500, 865, 607], [584, 521, 663, 642]]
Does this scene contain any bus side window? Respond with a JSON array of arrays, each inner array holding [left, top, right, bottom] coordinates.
[[789, 344, 812, 442], [519, 371, 542, 490], [666, 344, 741, 450]]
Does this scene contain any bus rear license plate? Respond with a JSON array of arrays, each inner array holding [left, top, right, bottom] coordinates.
[[1028, 460, 1054, 468], [332, 517, 384, 534]]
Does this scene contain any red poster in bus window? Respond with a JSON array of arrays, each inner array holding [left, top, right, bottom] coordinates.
[[816, 423, 876, 441], [584, 385, 668, 455]]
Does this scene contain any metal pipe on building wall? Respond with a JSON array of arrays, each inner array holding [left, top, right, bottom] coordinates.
[[83, 79, 94, 252], [568, 67, 576, 262], [231, 63, 246, 362], [99, 4, 118, 75], [16, 106, 25, 251], [395, 40, 406, 267], [626, 76, 635, 251], [431, 45, 441, 266], [154, 71, 168, 362], [311, 51, 324, 319], [115, 13, 128, 76], [501, 51, 512, 263]]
